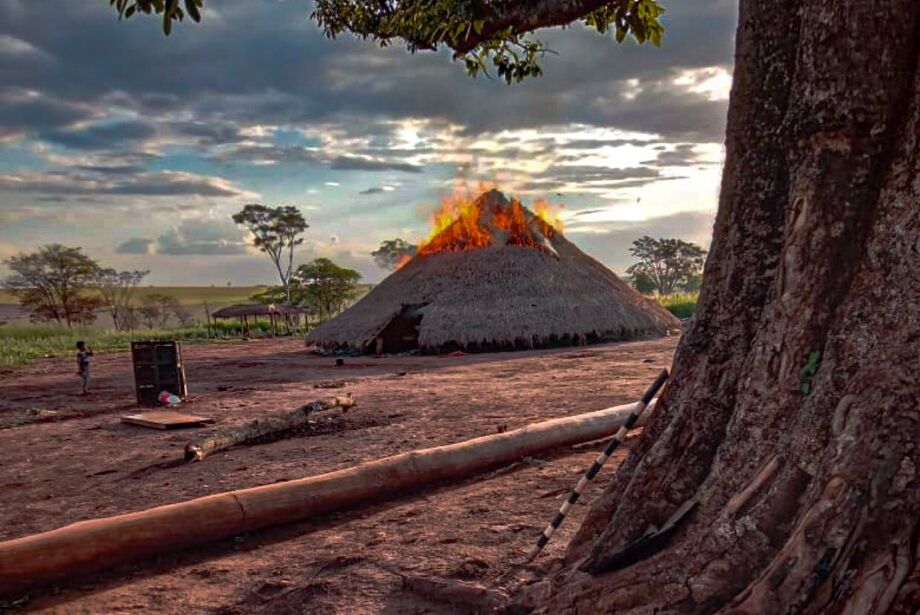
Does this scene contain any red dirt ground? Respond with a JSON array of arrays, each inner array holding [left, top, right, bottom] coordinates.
[[0, 335, 679, 614]]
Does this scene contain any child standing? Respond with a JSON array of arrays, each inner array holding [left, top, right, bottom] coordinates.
[[76, 341, 93, 395]]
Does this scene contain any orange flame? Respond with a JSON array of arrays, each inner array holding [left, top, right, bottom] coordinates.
[[533, 198, 565, 233], [408, 183, 564, 259]]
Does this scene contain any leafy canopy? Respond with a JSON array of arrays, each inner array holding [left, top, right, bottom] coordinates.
[[626, 235, 707, 296], [3, 245, 103, 326], [295, 257, 362, 320], [371, 238, 418, 270], [109, 0, 203, 35], [109, 0, 664, 83], [232, 204, 308, 301]]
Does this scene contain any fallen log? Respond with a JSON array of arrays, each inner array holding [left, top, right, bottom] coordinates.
[[184, 395, 355, 461], [0, 399, 654, 598]]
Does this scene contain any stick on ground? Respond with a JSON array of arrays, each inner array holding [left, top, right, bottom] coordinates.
[[184, 395, 355, 462]]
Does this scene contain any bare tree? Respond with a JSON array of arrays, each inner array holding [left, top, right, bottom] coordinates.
[[94, 268, 149, 331], [138, 293, 178, 329]]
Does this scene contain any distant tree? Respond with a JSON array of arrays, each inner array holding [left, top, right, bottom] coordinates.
[[232, 204, 308, 306], [172, 303, 194, 327], [2, 245, 103, 327], [628, 270, 657, 295], [138, 293, 180, 329], [371, 238, 417, 270], [625, 236, 706, 295], [94, 268, 149, 331], [295, 258, 361, 321]]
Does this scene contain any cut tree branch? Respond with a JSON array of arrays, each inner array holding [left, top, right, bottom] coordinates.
[[184, 395, 355, 461]]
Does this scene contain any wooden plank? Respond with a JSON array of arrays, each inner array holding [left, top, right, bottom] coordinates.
[[121, 411, 215, 430]]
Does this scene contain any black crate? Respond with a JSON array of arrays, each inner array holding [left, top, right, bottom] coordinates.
[[130, 341, 188, 405]]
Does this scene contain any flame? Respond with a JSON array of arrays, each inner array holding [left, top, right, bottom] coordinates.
[[395, 253, 413, 269], [407, 183, 564, 260], [533, 199, 565, 233]]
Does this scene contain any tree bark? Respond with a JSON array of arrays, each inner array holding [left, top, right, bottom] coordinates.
[[518, 1, 920, 612]]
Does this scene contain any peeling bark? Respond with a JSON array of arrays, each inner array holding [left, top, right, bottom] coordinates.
[[517, 0, 920, 612]]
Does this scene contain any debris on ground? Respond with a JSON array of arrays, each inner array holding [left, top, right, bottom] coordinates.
[[184, 395, 355, 461], [313, 380, 348, 389]]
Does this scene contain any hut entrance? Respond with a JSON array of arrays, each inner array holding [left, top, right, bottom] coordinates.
[[375, 303, 427, 354]]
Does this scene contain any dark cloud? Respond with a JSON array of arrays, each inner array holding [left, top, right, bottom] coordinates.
[[0, 0, 736, 141], [0, 90, 94, 139], [171, 121, 246, 145], [0, 170, 249, 198], [329, 155, 422, 173], [359, 187, 384, 194], [115, 237, 154, 254], [535, 166, 660, 182], [108, 173, 245, 197], [40, 120, 156, 150], [557, 138, 655, 150], [212, 144, 424, 173], [641, 143, 711, 167]]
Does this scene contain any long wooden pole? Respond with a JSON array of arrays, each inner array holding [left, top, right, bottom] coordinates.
[[0, 400, 654, 597]]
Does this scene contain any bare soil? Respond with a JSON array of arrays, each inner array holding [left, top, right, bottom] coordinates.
[[0, 335, 678, 614]]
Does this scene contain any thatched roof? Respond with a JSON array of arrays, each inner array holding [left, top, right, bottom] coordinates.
[[212, 303, 305, 318], [308, 190, 679, 353]]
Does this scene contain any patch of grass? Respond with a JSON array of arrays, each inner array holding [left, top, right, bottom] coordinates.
[[130, 286, 270, 306], [657, 292, 699, 319], [0, 320, 291, 368]]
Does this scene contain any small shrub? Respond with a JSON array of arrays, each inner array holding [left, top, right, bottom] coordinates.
[[657, 292, 699, 319]]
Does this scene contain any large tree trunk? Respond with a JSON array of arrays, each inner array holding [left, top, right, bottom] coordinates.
[[518, 1, 920, 612]]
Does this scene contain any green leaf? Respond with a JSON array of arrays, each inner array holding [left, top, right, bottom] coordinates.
[[185, 0, 201, 22], [799, 350, 822, 396]]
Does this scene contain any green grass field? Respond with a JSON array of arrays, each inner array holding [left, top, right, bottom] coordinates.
[[0, 287, 696, 367], [0, 321, 285, 367], [657, 292, 699, 319], [0, 285, 378, 367], [0, 286, 267, 308]]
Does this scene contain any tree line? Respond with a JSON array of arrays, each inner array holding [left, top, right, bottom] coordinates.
[[1, 245, 193, 330], [0, 204, 363, 329], [2, 205, 705, 330]]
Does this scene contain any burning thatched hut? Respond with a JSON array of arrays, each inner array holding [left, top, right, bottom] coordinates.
[[308, 189, 679, 354]]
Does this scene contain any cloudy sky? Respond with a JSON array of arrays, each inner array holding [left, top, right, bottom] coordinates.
[[0, 0, 736, 284]]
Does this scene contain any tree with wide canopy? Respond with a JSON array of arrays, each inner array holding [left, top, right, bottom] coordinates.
[[112, 1, 919, 612]]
